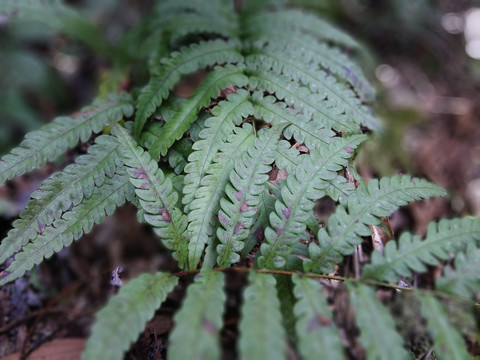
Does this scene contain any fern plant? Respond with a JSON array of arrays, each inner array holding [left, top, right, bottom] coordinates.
[[1, 0, 479, 359]]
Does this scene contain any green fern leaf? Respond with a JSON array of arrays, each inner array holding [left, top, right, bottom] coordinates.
[[0, 135, 123, 266], [167, 138, 193, 175], [0, 171, 134, 286], [348, 283, 411, 360], [251, 92, 336, 150], [239, 271, 286, 360], [417, 292, 471, 360], [187, 124, 255, 270], [113, 125, 189, 268], [305, 176, 446, 273], [217, 127, 280, 266], [246, 45, 378, 130], [436, 243, 480, 298], [242, 187, 276, 257], [0, 0, 110, 55], [363, 217, 480, 283], [134, 39, 243, 136], [168, 270, 225, 360], [0, 93, 133, 184], [292, 275, 344, 360], [248, 31, 374, 102], [183, 90, 253, 212], [244, 9, 361, 52], [248, 71, 362, 133], [258, 135, 365, 269], [148, 64, 248, 158], [82, 272, 178, 360]]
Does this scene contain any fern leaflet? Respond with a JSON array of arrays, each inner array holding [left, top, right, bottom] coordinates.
[[305, 176, 446, 273], [0, 0, 110, 55], [362, 217, 480, 283], [134, 39, 244, 136], [0, 171, 134, 286], [239, 271, 286, 360], [113, 125, 189, 268], [416, 292, 471, 360], [292, 275, 344, 360], [248, 71, 361, 133], [217, 127, 280, 266], [187, 124, 255, 270], [148, 64, 248, 158], [183, 90, 253, 212], [246, 45, 378, 130], [168, 270, 225, 360], [435, 243, 480, 298], [82, 272, 178, 360], [0, 135, 123, 265], [348, 283, 411, 360], [0, 93, 133, 183], [251, 92, 336, 150], [244, 9, 361, 52], [258, 135, 365, 269]]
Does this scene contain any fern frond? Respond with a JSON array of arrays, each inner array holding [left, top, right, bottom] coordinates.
[[246, 45, 378, 130], [148, 64, 249, 158], [0, 0, 109, 55], [183, 90, 253, 212], [0, 135, 123, 266], [244, 9, 361, 51], [187, 124, 255, 270], [305, 176, 446, 273], [113, 125, 189, 268], [217, 128, 280, 266], [258, 135, 365, 269], [134, 40, 244, 136], [0, 171, 134, 286], [248, 70, 362, 133], [0, 93, 133, 183], [82, 272, 178, 360], [436, 243, 480, 298], [248, 32, 375, 102], [239, 271, 286, 360], [348, 283, 411, 360], [292, 275, 344, 360], [251, 92, 336, 150], [168, 270, 225, 360], [362, 217, 480, 283], [417, 292, 471, 360]]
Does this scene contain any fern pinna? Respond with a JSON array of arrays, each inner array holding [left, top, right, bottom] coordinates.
[[0, 0, 478, 359]]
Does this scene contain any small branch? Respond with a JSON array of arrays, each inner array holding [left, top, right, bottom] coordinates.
[[173, 266, 480, 307]]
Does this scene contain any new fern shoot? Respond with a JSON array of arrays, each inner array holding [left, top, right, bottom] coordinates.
[[0, 0, 479, 359]]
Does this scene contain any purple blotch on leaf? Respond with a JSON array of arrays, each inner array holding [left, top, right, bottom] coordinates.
[[161, 209, 171, 222], [240, 202, 248, 212], [282, 207, 291, 219], [235, 191, 242, 201], [344, 146, 354, 154], [202, 317, 217, 335], [133, 168, 148, 179]]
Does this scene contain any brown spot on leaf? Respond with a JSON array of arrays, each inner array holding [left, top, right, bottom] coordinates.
[[307, 314, 331, 331]]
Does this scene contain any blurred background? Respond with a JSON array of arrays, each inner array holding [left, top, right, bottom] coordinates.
[[0, 0, 479, 358]]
